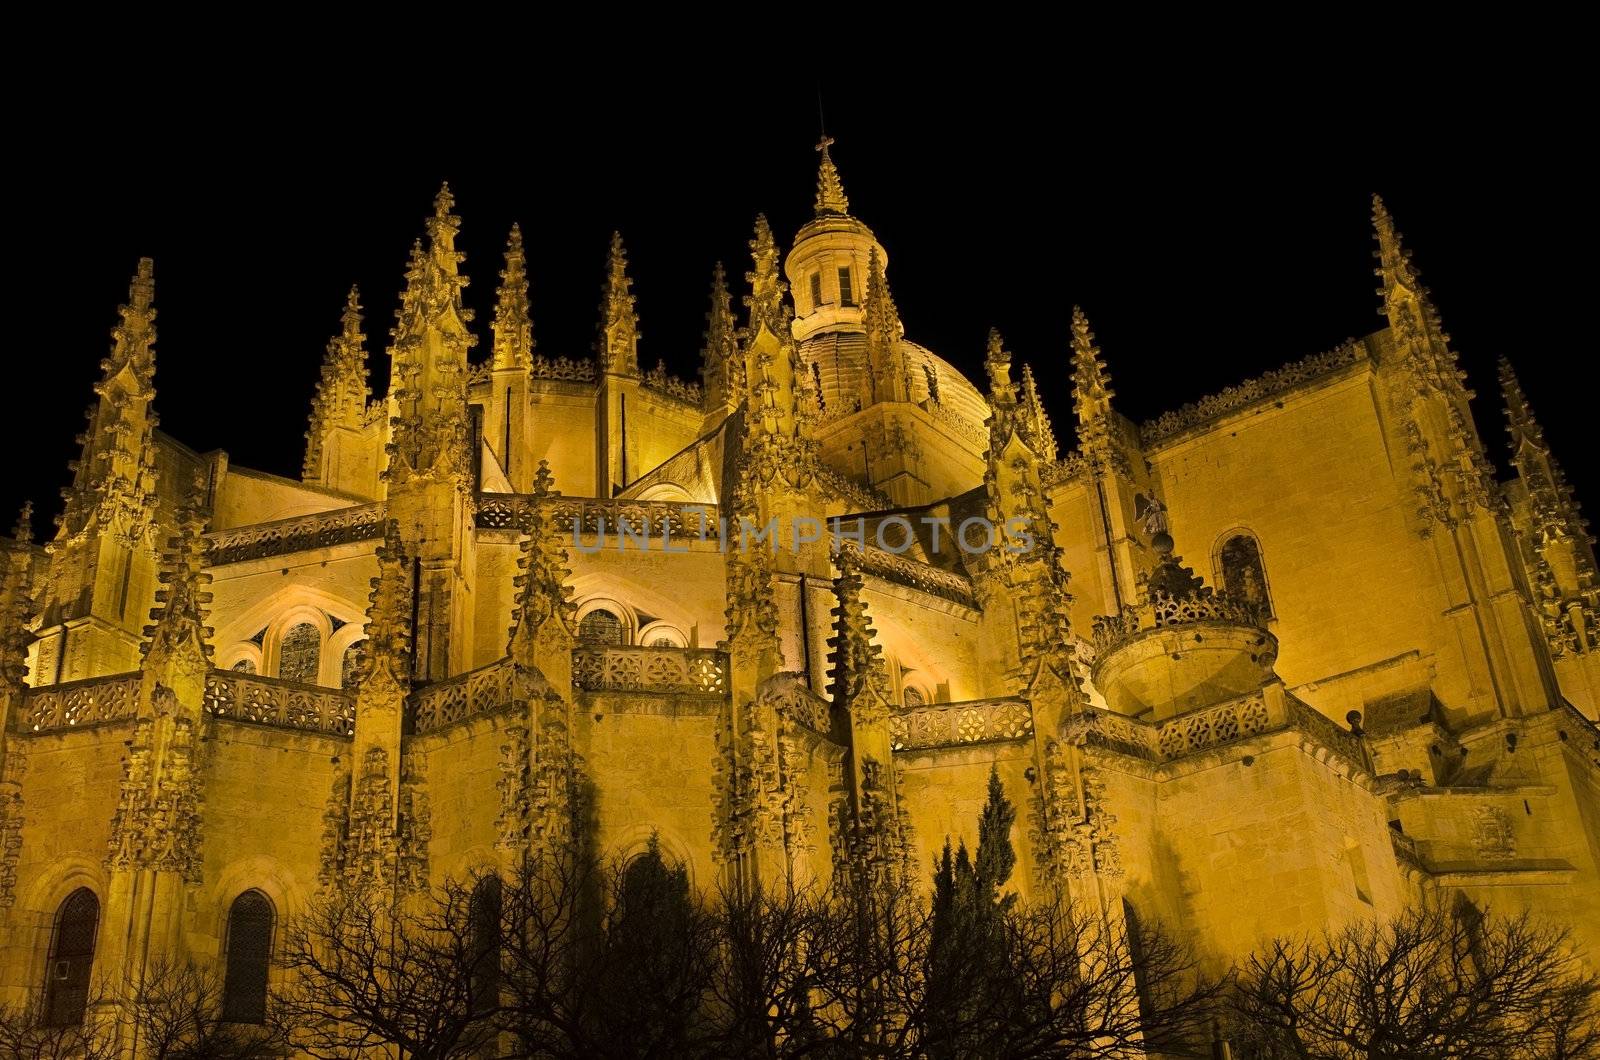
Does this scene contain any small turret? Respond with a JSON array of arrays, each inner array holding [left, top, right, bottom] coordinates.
[[597, 232, 640, 376]]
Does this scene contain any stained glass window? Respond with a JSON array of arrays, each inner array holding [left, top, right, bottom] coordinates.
[[903, 686, 926, 709], [579, 609, 624, 646], [222, 890, 273, 1023], [45, 889, 98, 1026], [341, 641, 364, 689], [231, 659, 257, 674], [278, 622, 321, 684]]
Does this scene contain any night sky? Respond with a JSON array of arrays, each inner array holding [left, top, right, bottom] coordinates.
[[9, 73, 1592, 539]]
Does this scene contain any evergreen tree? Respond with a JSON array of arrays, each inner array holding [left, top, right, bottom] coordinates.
[[926, 765, 1018, 1056]]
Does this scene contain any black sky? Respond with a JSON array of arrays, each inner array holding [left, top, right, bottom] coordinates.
[[9, 70, 1593, 538]]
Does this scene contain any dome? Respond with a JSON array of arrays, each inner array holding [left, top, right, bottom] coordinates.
[[798, 332, 990, 438]]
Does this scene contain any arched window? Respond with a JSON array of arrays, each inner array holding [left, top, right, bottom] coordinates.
[[278, 622, 322, 684], [44, 889, 99, 1026], [579, 609, 625, 646], [340, 641, 364, 689], [903, 686, 926, 709], [221, 890, 274, 1024], [1218, 533, 1273, 619], [231, 659, 257, 674], [469, 876, 502, 1015]]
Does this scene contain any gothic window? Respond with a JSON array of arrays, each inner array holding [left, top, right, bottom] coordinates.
[[44, 889, 98, 1026], [837, 266, 855, 307], [923, 363, 941, 405], [340, 641, 364, 689], [469, 876, 501, 1015], [278, 622, 322, 684], [903, 686, 926, 708], [231, 659, 257, 674], [222, 890, 273, 1024], [1219, 533, 1273, 618], [579, 609, 625, 646], [809, 272, 823, 310]]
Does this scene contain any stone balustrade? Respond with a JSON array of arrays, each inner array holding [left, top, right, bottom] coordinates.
[[203, 670, 355, 737], [572, 646, 727, 696], [890, 697, 1034, 751], [206, 503, 387, 566], [1140, 342, 1363, 446], [1057, 688, 1369, 774], [17, 672, 141, 732], [857, 547, 979, 609], [475, 495, 722, 541], [410, 657, 515, 735], [1090, 588, 1265, 654]]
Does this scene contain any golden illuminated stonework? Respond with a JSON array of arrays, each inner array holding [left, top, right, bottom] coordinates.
[[1, 148, 1598, 1055]]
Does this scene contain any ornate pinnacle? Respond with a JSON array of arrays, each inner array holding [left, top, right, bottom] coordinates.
[[814, 135, 850, 216], [12, 502, 31, 545], [493, 223, 534, 371], [864, 248, 902, 341], [508, 462, 576, 659], [305, 286, 371, 480], [1370, 194, 1421, 304], [985, 329, 1015, 406], [356, 522, 413, 691], [744, 215, 789, 342], [827, 544, 889, 711], [1070, 306, 1114, 417], [598, 232, 640, 375], [700, 261, 742, 407], [1499, 356, 1539, 438], [1018, 365, 1059, 463], [141, 489, 214, 667], [106, 258, 157, 387]]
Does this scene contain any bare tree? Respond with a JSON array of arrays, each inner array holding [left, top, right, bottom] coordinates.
[[988, 891, 1223, 1059], [122, 957, 285, 1059], [273, 878, 500, 1060], [1230, 901, 1600, 1059], [701, 880, 831, 1058], [0, 992, 116, 1060]]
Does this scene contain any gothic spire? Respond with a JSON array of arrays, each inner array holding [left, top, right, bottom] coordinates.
[[598, 231, 640, 376], [61, 260, 161, 545], [1371, 195, 1496, 525], [738, 216, 816, 489], [140, 491, 214, 672], [386, 188, 477, 490], [304, 286, 371, 481], [814, 135, 850, 217], [507, 462, 577, 664], [492, 223, 534, 372], [1501, 357, 1590, 543], [863, 247, 907, 404], [1018, 364, 1059, 463], [699, 261, 742, 414], [1071, 307, 1117, 468], [106, 257, 158, 387]]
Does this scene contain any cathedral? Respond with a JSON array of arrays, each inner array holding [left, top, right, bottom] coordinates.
[[1, 140, 1598, 1036]]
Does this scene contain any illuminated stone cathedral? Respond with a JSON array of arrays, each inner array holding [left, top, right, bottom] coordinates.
[[2, 141, 1598, 1032]]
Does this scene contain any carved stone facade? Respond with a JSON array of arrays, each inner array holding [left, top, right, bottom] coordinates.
[[3, 144, 1599, 1035]]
